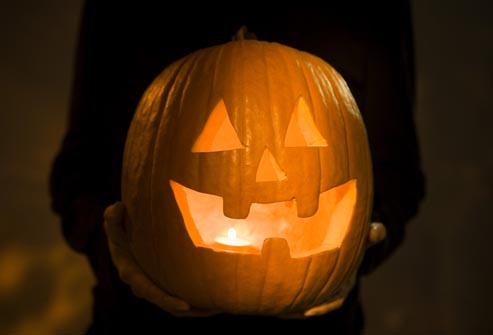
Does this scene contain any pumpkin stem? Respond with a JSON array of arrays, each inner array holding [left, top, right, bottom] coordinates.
[[232, 25, 258, 41]]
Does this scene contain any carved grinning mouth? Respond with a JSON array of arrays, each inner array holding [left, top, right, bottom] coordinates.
[[170, 179, 357, 258]]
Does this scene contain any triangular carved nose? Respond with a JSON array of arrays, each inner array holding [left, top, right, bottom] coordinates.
[[256, 147, 287, 182]]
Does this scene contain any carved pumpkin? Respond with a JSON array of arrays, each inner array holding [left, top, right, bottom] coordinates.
[[120, 39, 373, 315]]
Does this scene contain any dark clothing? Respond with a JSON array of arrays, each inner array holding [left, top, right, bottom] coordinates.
[[50, 1, 425, 334]]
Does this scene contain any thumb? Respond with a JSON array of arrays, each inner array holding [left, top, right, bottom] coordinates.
[[104, 201, 124, 225], [367, 222, 387, 248]]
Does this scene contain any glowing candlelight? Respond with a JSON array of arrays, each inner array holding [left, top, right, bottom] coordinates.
[[215, 228, 251, 247]]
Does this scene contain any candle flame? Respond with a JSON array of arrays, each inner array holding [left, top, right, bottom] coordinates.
[[214, 227, 251, 247], [227, 228, 237, 241]]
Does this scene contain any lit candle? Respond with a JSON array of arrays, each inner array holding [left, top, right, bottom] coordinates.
[[215, 228, 251, 247]]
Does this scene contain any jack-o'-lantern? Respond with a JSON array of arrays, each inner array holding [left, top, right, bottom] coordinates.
[[118, 36, 373, 315]]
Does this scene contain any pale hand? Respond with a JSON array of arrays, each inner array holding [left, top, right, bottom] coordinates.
[[104, 201, 217, 317], [281, 221, 387, 319]]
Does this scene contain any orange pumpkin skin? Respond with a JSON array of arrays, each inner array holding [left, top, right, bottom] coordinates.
[[121, 40, 373, 315]]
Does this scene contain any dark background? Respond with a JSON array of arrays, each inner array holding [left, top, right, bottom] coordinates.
[[0, 1, 491, 334]]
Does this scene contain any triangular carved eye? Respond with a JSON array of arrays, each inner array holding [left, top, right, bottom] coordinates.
[[256, 147, 287, 182], [284, 97, 328, 147], [192, 99, 245, 152]]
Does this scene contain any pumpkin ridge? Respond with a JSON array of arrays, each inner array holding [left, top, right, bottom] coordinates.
[[314, 250, 341, 303], [320, 67, 354, 293], [327, 65, 373, 234], [316, 58, 351, 188], [150, 53, 202, 290], [126, 56, 190, 283], [262, 42, 278, 160], [275, 41, 297, 148], [202, 41, 228, 156], [257, 246, 268, 313], [322, 64, 371, 293], [200, 247, 219, 311], [233, 253, 241, 312], [287, 255, 312, 311], [235, 42, 248, 218], [295, 52, 323, 216], [297, 56, 325, 197], [180, 50, 210, 191]]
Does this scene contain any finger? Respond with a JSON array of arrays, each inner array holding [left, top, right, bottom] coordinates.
[[368, 222, 387, 247], [131, 274, 191, 313], [304, 297, 344, 317], [104, 207, 129, 250], [130, 270, 220, 317], [103, 201, 124, 224], [104, 208, 194, 315]]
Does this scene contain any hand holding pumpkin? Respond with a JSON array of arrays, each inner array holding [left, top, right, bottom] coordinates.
[[104, 201, 218, 317], [105, 200, 386, 318], [278, 221, 387, 319], [305, 221, 386, 317]]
